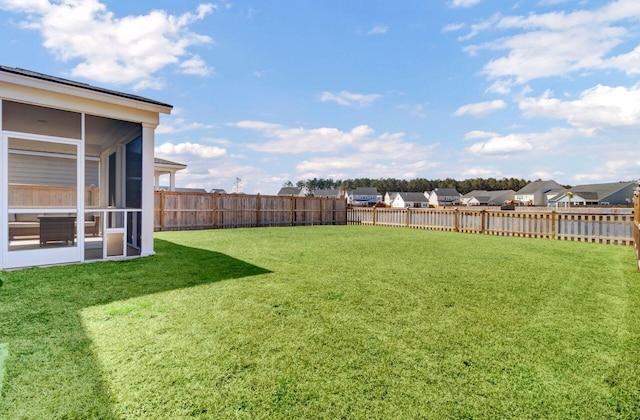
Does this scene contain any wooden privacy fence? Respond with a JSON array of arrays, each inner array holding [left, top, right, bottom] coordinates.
[[155, 191, 347, 231], [348, 207, 636, 246]]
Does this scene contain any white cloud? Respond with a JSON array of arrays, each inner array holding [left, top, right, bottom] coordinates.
[[397, 103, 429, 118], [461, 1, 640, 86], [466, 128, 574, 156], [233, 121, 375, 154], [519, 84, 640, 129], [367, 25, 388, 35], [462, 167, 504, 178], [155, 141, 227, 159], [320, 90, 383, 107], [449, 0, 482, 8], [157, 117, 214, 134], [180, 54, 214, 76], [467, 134, 534, 155], [231, 120, 439, 181], [464, 130, 500, 140], [296, 157, 439, 181], [453, 99, 507, 116], [442, 23, 465, 33], [0, 0, 216, 88]]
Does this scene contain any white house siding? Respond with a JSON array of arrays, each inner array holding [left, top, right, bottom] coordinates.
[[9, 152, 99, 187]]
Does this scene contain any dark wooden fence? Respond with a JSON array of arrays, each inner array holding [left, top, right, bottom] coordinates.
[[154, 191, 347, 231], [348, 207, 635, 246]]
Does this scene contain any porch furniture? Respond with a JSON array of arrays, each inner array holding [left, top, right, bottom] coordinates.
[[9, 213, 101, 240], [39, 216, 75, 246]]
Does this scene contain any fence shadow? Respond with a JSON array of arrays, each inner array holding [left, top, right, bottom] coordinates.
[[0, 239, 271, 418]]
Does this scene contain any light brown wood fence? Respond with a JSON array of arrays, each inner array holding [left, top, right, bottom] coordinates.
[[9, 184, 100, 207], [348, 207, 636, 247], [155, 191, 347, 231]]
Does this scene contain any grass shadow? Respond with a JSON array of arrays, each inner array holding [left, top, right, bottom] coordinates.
[[0, 238, 271, 418]]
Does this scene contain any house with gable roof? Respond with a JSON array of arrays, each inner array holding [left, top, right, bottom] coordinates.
[[461, 190, 515, 206], [277, 186, 307, 196], [514, 180, 565, 206], [391, 192, 430, 208], [548, 181, 636, 207], [346, 187, 382, 206], [428, 188, 461, 207]]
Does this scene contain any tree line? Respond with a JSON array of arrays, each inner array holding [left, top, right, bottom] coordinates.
[[289, 177, 532, 196]]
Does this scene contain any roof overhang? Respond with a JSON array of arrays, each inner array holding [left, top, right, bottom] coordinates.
[[0, 66, 172, 126]]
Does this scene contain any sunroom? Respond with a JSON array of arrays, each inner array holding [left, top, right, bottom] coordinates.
[[0, 66, 172, 270]]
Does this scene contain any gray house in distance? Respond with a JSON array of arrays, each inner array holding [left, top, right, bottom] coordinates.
[[277, 186, 307, 196], [515, 180, 565, 206], [548, 181, 637, 207], [428, 188, 461, 207], [346, 187, 381, 206], [461, 190, 515, 206]]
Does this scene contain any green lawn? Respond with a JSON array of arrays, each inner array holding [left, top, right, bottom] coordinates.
[[0, 226, 639, 418]]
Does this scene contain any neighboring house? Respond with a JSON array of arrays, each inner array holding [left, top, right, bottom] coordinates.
[[313, 189, 343, 199], [210, 188, 227, 194], [154, 157, 187, 191], [277, 186, 307, 196], [428, 188, 461, 207], [514, 180, 565, 206], [346, 187, 382, 206], [461, 190, 515, 206], [548, 181, 637, 207], [384, 192, 399, 207], [1, 65, 171, 270], [391, 192, 430, 208]]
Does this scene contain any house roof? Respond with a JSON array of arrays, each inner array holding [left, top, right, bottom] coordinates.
[[314, 189, 341, 198], [154, 157, 187, 169], [351, 187, 379, 195], [0, 66, 173, 109], [516, 180, 564, 195], [433, 188, 460, 197], [463, 190, 515, 205], [397, 192, 429, 202], [569, 181, 636, 200], [278, 187, 304, 196]]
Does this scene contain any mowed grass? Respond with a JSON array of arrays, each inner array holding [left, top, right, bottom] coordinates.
[[1, 226, 639, 418]]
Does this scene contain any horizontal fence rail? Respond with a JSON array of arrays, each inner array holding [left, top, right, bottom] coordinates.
[[155, 191, 347, 231], [348, 207, 636, 247]]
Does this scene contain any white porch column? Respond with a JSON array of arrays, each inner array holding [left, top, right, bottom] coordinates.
[[141, 123, 156, 257], [169, 170, 176, 191]]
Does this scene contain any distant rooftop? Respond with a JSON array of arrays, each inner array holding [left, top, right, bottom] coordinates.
[[154, 157, 187, 168]]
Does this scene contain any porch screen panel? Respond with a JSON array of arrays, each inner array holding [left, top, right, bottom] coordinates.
[[7, 137, 78, 252], [8, 138, 77, 208]]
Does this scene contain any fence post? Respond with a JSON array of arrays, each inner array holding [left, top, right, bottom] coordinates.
[[158, 190, 165, 231], [373, 206, 377, 226], [454, 208, 459, 232], [290, 196, 295, 226], [256, 193, 261, 227], [551, 211, 557, 240], [212, 192, 218, 229], [319, 197, 324, 226], [406, 207, 411, 228], [480, 209, 486, 234]]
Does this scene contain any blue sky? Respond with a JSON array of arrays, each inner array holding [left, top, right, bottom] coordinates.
[[1, 0, 639, 194]]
